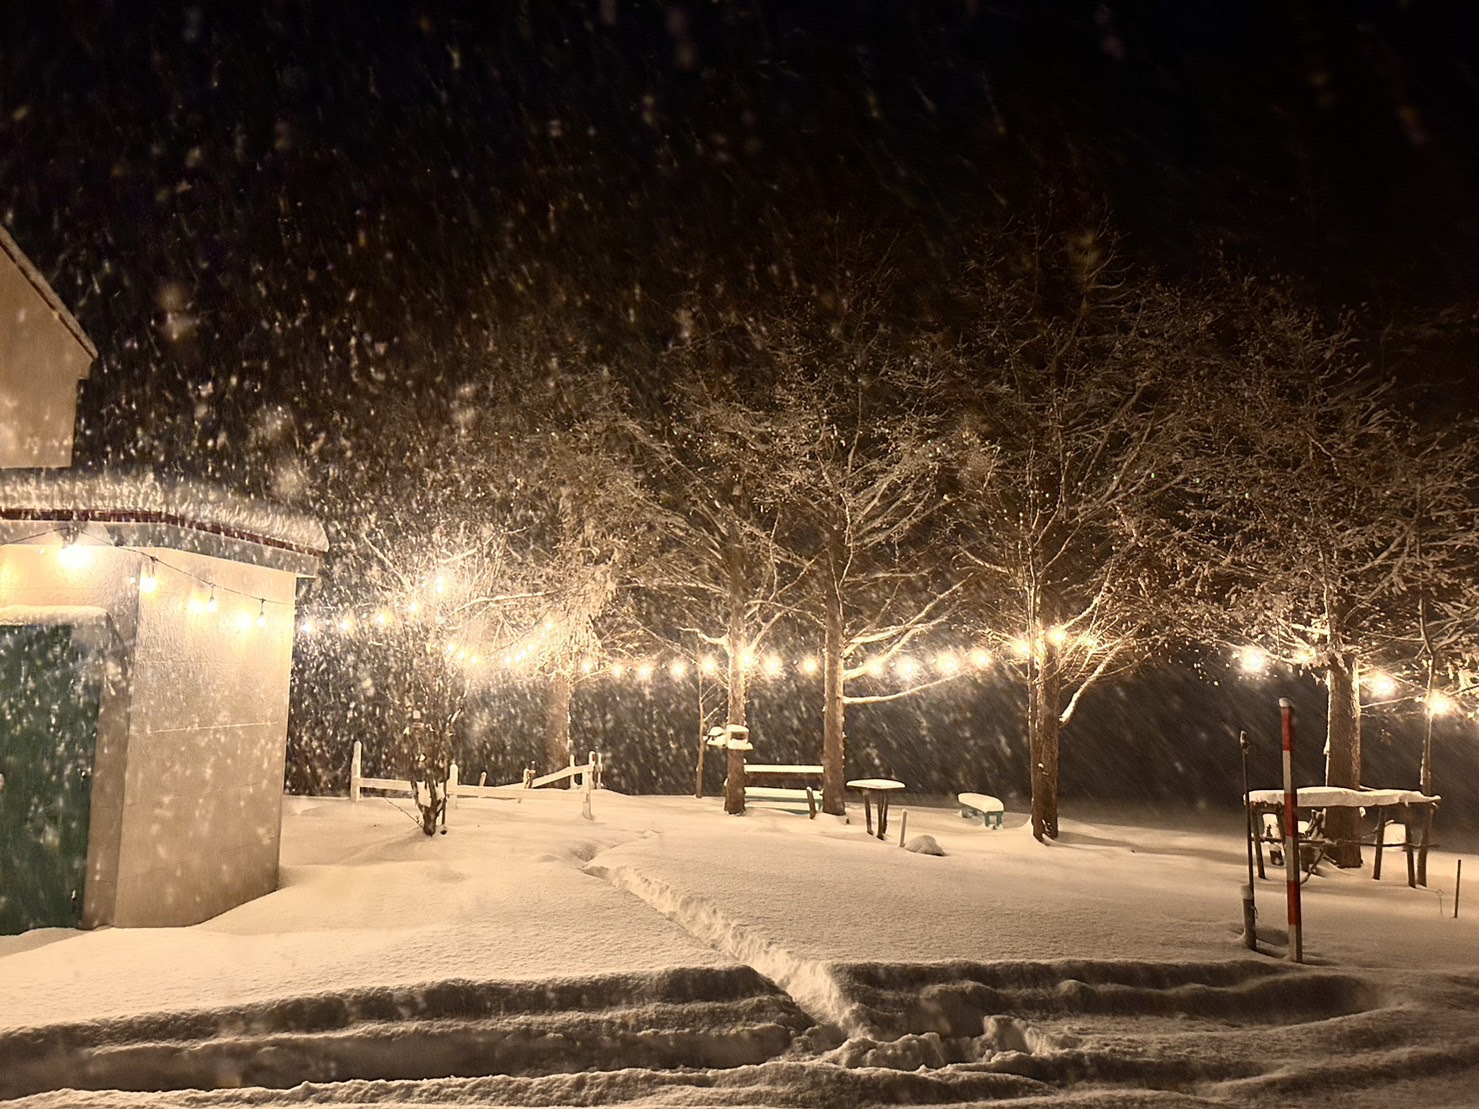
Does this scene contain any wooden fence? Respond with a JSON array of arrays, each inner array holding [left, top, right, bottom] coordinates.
[[349, 742, 606, 822]]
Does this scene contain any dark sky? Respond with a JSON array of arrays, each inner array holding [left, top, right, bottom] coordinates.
[[3, 1, 1478, 478]]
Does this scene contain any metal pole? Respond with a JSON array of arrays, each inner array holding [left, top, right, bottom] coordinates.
[[1240, 730, 1257, 950], [1280, 697, 1302, 963], [695, 649, 706, 799], [1456, 859, 1462, 920]]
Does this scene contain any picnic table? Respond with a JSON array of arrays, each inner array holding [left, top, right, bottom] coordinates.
[[847, 777, 905, 839], [1245, 786, 1440, 887]]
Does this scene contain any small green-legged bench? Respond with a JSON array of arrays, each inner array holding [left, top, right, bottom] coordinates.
[[958, 792, 1005, 829]]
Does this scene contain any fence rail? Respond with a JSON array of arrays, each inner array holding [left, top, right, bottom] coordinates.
[[350, 742, 606, 823]]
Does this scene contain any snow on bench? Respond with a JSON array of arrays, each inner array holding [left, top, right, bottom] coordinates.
[[958, 792, 1005, 829]]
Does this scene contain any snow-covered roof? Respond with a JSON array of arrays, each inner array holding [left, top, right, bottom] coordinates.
[[0, 470, 327, 570], [0, 223, 98, 361]]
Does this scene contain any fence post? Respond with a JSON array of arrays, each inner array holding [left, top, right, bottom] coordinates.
[[582, 753, 595, 820], [448, 762, 459, 811], [350, 740, 362, 803]]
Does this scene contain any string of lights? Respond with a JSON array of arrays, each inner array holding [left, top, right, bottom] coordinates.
[[4, 524, 293, 630], [294, 596, 1472, 716]]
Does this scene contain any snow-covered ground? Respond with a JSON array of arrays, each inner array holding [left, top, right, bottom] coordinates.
[[4, 789, 1479, 1107]]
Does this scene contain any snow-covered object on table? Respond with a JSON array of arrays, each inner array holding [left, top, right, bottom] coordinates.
[[1246, 787, 1440, 808], [0, 469, 325, 934]]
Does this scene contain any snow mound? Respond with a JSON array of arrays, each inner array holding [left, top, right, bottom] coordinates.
[[904, 833, 947, 855]]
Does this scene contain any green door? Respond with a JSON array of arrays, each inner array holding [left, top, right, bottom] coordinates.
[[0, 623, 103, 934]]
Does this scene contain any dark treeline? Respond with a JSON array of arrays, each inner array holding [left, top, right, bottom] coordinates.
[[4, 4, 1479, 831]]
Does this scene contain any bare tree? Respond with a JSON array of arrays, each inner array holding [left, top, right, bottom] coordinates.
[[1177, 283, 1479, 864], [949, 228, 1215, 841], [690, 244, 959, 816], [634, 358, 803, 813]]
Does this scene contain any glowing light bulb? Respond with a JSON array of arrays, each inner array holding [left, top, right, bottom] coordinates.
[[1366, 672, 1396, 699], [896, 657, 920, 679], [579, 657, 596, 674], [969, 648, 993, 668], [669, 659, 689, 679], [935, 652, 960, 675], [338, 616, 354, 634], [1010, 638, 1032, 659], [406, 599, 420, 615], [800, 656, 820, 676], [57, 540, 91, 570], [610, 662, 626, 679], [138, 563, 158, 593], [762, 654, 783, 678], [1046, 626, 1068, 648], [1238, 646, 1269, 675], [299, 619, 316, 636], [257, 601, 267, 628], [636, 661, 655, 681], [863, 658, 884, 678], [739, 648, 757, 670], [373, 610, 390, 627], [1428, 691, 1455, 717], [700, 656, 719, 675], [206, 589, 218, 614]]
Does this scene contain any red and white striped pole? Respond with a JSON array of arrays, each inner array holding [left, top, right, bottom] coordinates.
[[1280, 697, 1303, 963]]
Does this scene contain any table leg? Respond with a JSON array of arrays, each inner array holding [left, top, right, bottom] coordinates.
[[862, 793, 873, 836], [1373, 811, 1385, 881], [877, 794, 889, 839]]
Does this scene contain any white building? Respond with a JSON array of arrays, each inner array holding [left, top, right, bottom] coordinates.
[[0, 230, 325, 932]]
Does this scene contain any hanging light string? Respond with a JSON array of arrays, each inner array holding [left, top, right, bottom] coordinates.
[[293, 591, 1472, 716], [21, 526, 1458, 712], [0, 524, 294, 622]]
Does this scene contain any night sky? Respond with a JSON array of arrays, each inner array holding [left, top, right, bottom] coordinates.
[[4, 2, 1479, 808]]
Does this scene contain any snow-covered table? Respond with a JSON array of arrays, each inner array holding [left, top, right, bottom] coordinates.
[[1246, 787, 1441, 887], [847, 778, 906, 839]]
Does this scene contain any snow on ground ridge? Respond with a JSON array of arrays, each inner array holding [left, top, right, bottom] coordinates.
[[584, 855, 864, 1039]]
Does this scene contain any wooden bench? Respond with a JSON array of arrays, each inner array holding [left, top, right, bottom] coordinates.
[[957, 792, 1005, 829], [727, 764, 824, 818]]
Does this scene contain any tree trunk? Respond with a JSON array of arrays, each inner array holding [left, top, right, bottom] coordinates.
[[724, 564, 749, 815], [1323, 652, 1363, 867], [1029, 642, 1062, 841], [821, 591, 847, 816], [545, 668, 572, 776]]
